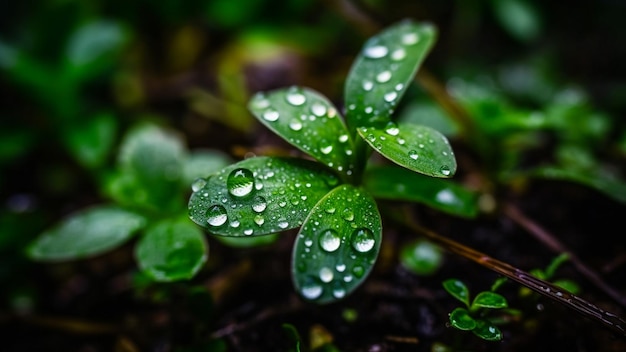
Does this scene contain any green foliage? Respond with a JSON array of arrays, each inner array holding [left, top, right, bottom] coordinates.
[[28, 123, 230, 282], [399, 239, 445, 276], [188, 19, 474, 304], [442, 279, 508, 341]]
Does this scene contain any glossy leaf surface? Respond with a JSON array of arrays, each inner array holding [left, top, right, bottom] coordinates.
[[358, 123, 457, 178], [248, 87, 356, 177], [443, 279, 470, 307], [28, 205, 145, 261], [473, 320, 503, 341], [292, 185, 381, 304], [189, 156, 339, 236], [364, 165, 477, 217], [448, 308, 476, 331], [471, 291, 508, 309], [136, 218, 207, 281], [344, 19, 436, 131]]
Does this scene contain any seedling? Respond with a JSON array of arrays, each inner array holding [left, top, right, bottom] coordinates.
[[188, 19, 478, 303], [442, 278, 508, 341]]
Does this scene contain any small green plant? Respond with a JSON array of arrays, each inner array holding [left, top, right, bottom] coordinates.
[[442, 278, 509, 341], [188, 19, 479, 303]]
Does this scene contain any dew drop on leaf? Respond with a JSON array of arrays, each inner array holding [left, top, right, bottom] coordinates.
[[409, 150, 419, 160], [262, 109, 280, 122], [384, 91, 398, 102], [289, 119, 303, 131], [252, 196, 267, 212], [342, 209, 355, 222], [278, 218, 289, 229], [363, 45, 388, 59], [385, 123, 399, 136], [402, 32, 420, 45], [376, 71, 392, 83], [286, 88, 307, 106], [440, 165, 451, 176], [319, 267, 334, 283], [206, 205, 228, 227], [254, 214, 265, 226], [351, 228, 375, 253], [227, 168, 255, 197], [311, 102, 327, 117], [362, 80, 374, 91], [191, 177, 207, 192], [301, 279, 323, 300], [391, 48, 406, 61], [319, 229, 341, 252], [332, 282, 346, 298]]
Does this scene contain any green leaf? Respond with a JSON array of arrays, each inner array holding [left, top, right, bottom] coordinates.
[[358, 123, 457, 178], [442, 279, 470, 307], [364, 165, 478, 218], [136, 217, 208, 282], [115, 123, 187, 211], [64, 112, 117, 169], [214, 233, 279, 248], [292, 185, 382, 304], [471, 292, 508, 310], [344, 19, 437, 131], [448, 307, 476, 331], [188, 156, 339, 236], [248, 87, 356, 177], [183, 149, 233, 186], [400, 239, 444, 276], [472, 319, 503, 341], [27, 205, 146, 261]]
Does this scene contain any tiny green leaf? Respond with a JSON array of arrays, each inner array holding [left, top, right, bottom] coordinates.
[[443, 279, 470, 307], [64, 112, 117, 169], [472, 319, 503, 341], [292, 185, 382, 304], [471, 292, 508, 310], [136, 217, 208, 282], [400, 239, 444, 276], [189, 156, 339, 236], [248, 87, 356, 177], [364, 165, 478, 217], [448, 307, 476, 331], [344, 19, 436, 131], [27, 205, 145, 261], [358, 123, 457, 178]]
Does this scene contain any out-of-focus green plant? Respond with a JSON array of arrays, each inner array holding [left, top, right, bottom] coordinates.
[[26, 122, 233, 282]]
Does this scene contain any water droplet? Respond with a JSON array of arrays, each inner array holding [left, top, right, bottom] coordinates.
[[252, 196, 267, 212], [227, 168, 255, 197], [262, 109, 280, 122], [319, 267, 334, 283], [278, 218, 289, 229], [384, 91, 398, 102], [338, 134, 349, 143], [362, 80, 373, 91], [352, 266, 365, 278], [351, 228, 375, 253], [363, 45, 388, 59], [336, 264, 346, 272], [279, 201, 287, 207], [376, 71, 392, 83], [319, 229, 341, 252], [244, 228, 253, 236], [440, 165, 451, 176], [332, 282, 346, 298], [391, 48, 406, 61], [342, 209, 355, 222], [409, 150, 419, 160], [385, 123, 399, 136], [402, 32, 420, 45], [366, 134, 376, 142], [304, 238, 313, 247], [395, 83, 404, 91], [324, 206, 336, 214], [311, 102, 327, 117], [251, 93, 270, 109], [319, 140, 333, 154], [254, 215, 265, 225], [397, 138, 406, 145], [301, 280, 323, 300], [230, 220, 240, 228], [289, 119, 303, 131], [191, 177, 207, 192], [207, 205, 228, 226], [286, 89, 306, 106]]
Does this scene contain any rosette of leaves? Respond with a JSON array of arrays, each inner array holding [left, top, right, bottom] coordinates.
[[189, 19, 478, 304]]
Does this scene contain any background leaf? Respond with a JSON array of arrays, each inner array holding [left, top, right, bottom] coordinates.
[[292, 185, 382, 304], [136, 217, 207, 282], [471, 291, 508, 309], [443, 279, 471, 307], [27, 205, 145, 261], [248, 87, 356, 178], [364, 165, 478, 217], [189, 156, 339, 236], [344, 19, 437, 131], [358, 123, 457, 178]]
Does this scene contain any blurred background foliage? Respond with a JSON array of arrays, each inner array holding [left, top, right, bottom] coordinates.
[[1, 0, 626, 349]]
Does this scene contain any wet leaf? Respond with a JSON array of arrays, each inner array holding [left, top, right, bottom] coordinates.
[[136, 217, 207, 282], [344, 19, 436, 131], [188, 156, 339, 237], [292, 185, 382, 304], [471, 292, 508, 310], [448, 307, 476, 331], [27, 205, 145, 261], [364, 165, 478, 218], [248, 87, 356, 177], [472, 319, 503, 341], [358, 123, 457, 178], [399, 239, 444, 276], [443, 279, 470, 307]]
